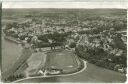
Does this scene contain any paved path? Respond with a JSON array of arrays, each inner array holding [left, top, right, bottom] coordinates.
[[15, 61, 126, 83], [14, 49, 126, 83], [2, 38, 126, 83], [14, 60, 87, 83], [19, 49, 84, 77]]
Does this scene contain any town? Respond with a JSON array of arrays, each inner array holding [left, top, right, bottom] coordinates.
[[2, 8, 127, 82]]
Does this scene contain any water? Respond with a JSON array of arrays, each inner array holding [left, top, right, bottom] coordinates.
[[2, 37, 84, 82], [2, 37, 32, 80], [2, 37, 22, 72]]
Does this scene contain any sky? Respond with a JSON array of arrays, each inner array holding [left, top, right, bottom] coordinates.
[[2, 0, 127, 8]]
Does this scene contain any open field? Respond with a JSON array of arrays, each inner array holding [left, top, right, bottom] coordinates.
[[2, 38, 126, 83], [45, 50, 81, 72], [2, 38, 83, 82], [17, 62, 126, 83]]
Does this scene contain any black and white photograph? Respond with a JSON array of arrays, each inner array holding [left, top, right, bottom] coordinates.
[[1, 0, 127, 83]]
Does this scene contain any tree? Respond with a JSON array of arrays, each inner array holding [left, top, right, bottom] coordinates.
[[5, 23, 13, 30]]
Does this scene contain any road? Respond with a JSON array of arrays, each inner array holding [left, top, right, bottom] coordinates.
[[2, 37, 126, 83], [2, 37, 83, 81], [16, 61, 126, 83], [21, 49, 84, 77]]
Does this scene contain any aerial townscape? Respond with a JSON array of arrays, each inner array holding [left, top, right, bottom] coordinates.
[[2, 8, 127, 83]]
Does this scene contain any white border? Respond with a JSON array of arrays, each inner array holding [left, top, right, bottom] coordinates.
[[2, 2, 127, 9], [1, 1, 127, 84]]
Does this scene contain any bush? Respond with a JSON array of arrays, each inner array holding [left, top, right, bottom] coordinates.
[[36, 42, 50, 48], [69, 42, 76, 48]]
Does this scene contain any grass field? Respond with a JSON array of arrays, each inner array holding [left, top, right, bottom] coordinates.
[[45, 49, 81, 72], [17, 62, 126, 83], [2, 8, 126, 82], [2, 38, 126, 83], [26, 52, 47, 75]]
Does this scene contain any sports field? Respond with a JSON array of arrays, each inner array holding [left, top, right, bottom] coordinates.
[[45, 50, 81, 72], [2, 38, 126, 83], [17, 62, 126, 83]]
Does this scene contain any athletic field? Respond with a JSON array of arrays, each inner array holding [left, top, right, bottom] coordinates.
[[2, 38, 126, 83]]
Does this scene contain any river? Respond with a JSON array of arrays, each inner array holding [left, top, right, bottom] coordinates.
[[2, 36, 84, 82], [2, 37, 126, 83], [2, 37, 32, 80], [2, 37, 23, 72]]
